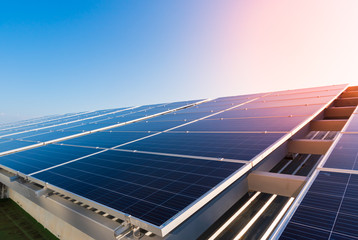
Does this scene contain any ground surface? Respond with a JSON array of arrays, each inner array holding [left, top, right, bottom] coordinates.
[[0, 198, 58, 240]]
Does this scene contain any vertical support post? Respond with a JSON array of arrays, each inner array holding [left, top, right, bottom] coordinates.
[[0, 182, 8, 199]]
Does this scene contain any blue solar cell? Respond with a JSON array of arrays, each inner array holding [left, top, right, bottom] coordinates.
[[333, 213, 358, 238], [207, 104, 323, 119], [59, 131, 152, 148], [262, 89, 341, 101], [289, 205, 337, 231], [300, 191, 342, 212], [279, 222, 330, 240], [31, 150, 245, 226], [272, 85, 345, 96], [118, 132, 285, 160], [243, 95, 335, 108], [323, 134, 358, 170], [174, 116, 308, 132], [330, 232, 358, 240], [345, 114, 358, 132], [340, 197, 358, 216], [0, 144, 100, 174]]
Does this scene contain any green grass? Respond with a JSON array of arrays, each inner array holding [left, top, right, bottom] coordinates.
[[0, 198, 58, 240]]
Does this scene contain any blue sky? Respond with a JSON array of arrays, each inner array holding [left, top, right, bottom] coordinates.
[[1, 1, 358, 122]]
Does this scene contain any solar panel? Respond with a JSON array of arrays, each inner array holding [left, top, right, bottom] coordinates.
[[261, 88, 343, 101], [206, 104, 324, 119], [116, 132, 285, 161], [280, 171, 358, 239], [344, 113, 358, 132], [30, 150, 246, 227], [173, 116, 309, 132], [269, 84, 346, 96], [323, 134, 358, 170], [59, 131, 152, 148], [0, 144, 101, 175], [243, 95, 334, 108]]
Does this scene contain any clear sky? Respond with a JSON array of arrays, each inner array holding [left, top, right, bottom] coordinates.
[[1, 0, 358, 122]]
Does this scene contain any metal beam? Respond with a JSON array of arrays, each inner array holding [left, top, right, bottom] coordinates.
[[340, 91, 358, 98], [324, 107, 355, 119], [247, 171, 306, 197], [310, 119, 347, 131], [346, 86, 358, 91], [335, 97, 358, 107], [288, 139, 334, 155]]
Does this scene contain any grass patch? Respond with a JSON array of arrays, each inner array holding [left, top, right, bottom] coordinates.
[[0, 198, 58, 240]]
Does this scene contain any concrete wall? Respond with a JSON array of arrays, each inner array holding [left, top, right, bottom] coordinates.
[[9, 189, 94, 240]]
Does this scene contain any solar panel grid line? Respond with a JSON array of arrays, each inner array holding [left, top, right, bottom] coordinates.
[[327, 174, 352, 239], [0, 99, 206, 162], [0, 106, 138, 139]]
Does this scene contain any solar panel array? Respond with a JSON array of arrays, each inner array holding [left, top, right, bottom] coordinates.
[[0, 85, 347, 235], [280, 92, 358, 240], [280, 172, 358, 240]]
